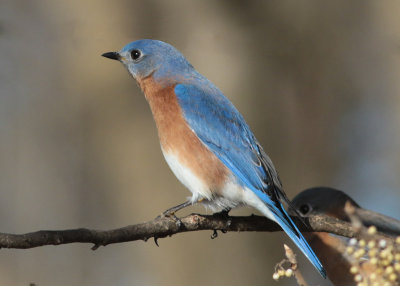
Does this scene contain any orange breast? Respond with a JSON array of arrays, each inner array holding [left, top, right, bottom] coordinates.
[[139, 76, 228, 192]]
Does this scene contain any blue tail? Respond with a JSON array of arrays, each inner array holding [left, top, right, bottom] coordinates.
[[251, 188, 326, 277], [273, 201, 326, 278]]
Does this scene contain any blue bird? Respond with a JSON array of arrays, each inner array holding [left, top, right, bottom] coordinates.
[[102, 39, 326, 278]]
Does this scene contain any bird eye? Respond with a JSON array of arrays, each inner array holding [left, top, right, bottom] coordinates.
[[299, 204, 312, 216], [131, 49, 141, 60]]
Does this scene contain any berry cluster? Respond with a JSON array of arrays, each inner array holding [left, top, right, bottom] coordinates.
[[272, 267, 293, 281], [346, 226, 400, 285]]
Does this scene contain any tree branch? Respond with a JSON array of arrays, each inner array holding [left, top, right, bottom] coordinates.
[[0, 213, 359, 250]]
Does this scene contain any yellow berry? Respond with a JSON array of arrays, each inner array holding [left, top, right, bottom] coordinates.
[[396, 236, 400, 244], [395, 253, 400, 261], [370, 257, 378, 265], [380, 250, 388, 258], [394, 263, 400, 271], [368, 226, 377, 235], [368, 240, 376, 249], [354, 274, 363, 282], [369, 249, 378, 257], [359, 239, 366, 247], [386, 266, 394, 274], [272, 272, 280, 281], [350, 266, 359, 274], [382, 259, 390, 266], [354, 249, 365, 258], [285, 269, 293, 277], [389, 273, 398, 282], [370, 273, 377, 280], [278, 269, 285, 276], [357, 283, 365, 286], [346, 246, 355, 254]]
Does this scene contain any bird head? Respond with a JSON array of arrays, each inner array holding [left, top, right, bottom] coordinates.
[[292, 187, 359, 220], [102, 39, 193, 83]]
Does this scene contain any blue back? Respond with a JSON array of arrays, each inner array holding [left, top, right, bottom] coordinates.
[[175, 76, 280, 195]]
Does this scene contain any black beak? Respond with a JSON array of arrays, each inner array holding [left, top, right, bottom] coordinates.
[[102, 52, 120, 61]]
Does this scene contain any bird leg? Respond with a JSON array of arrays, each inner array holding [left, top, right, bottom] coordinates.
[[161, 200, 193, 217], [158, 200, 193, 227]]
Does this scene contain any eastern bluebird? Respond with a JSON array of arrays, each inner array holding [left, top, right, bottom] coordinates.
[[292, 187, 357, 284], [293, 187, 400, 236], [293, 187, 400, 284], [102, 39, 326, 277]]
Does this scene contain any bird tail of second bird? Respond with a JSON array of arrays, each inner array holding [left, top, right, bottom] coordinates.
[[272, 201, 327, 278]]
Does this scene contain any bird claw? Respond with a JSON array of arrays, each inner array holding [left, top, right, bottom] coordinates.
[[157, 211, 183, 228], [171, 215, 183, 228], [154, 236, 159, 247], [212, 208, 231, 219], [212, 209, 231, 232]]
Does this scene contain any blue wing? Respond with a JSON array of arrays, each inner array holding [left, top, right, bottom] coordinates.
[[174, 81, 326, 278], [174, 81, 281, 195]]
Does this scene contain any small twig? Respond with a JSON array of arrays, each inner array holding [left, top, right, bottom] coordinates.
[[345, 201, 392, 241], [284, 244, 308, 286], [345, 201, 363, 233], [355, 207, 400, 237]]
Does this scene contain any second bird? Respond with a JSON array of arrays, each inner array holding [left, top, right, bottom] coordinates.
[[102, 39, 326, 278]]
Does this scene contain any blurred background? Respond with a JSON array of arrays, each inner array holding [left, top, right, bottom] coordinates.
[[1, 0, 400, 285]]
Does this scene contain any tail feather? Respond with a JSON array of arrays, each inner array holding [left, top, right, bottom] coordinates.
[[273, 202, 327, 278], [244, 187, 326, 277]]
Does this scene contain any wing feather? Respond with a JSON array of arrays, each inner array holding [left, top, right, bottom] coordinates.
[[174, 83, 282, 196]]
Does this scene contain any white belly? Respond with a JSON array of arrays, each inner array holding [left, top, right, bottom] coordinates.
[[162, 148, 276, 219], [162, 150, 213, 202]]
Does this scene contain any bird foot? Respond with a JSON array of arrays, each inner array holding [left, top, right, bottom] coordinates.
[[212, 208, 231, 219], [156, 210, 183, 228]]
